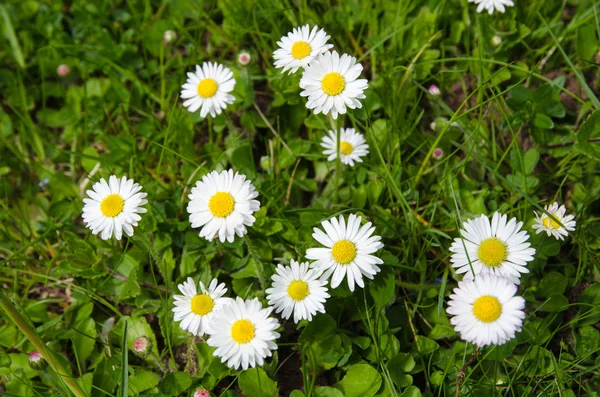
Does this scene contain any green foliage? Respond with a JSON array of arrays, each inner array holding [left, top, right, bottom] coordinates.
[[1, 0, 600, 396]]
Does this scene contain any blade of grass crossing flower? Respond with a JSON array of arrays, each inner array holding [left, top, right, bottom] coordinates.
[[120, 320, 128, 397]]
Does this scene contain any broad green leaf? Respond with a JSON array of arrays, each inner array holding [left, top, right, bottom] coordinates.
[[336, 364, 382, 397], [159, 372, 192, 396], [238, 367, 278, 397]]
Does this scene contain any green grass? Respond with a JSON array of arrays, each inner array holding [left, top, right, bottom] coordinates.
[[1, 0, 600, 396]]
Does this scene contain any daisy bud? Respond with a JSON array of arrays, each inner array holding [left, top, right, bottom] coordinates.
[[132, 336, 152, 358], [194, 390, 210, 397], [428, 84, 441, 96], [29, 350, 47, 370], [491, 35, 502, 46], [163, 30, 176, 44], [237, 51, 251, 66], [432, 148, 444, 160], [57, 64, 70, 77], [260, 155, 271, 171]]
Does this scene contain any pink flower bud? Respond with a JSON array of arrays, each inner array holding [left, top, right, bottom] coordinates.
[[432, 148, 444, 160], [132, 336, 152, 357], [57, 64, 70, 77], [29, 350, 47, 369], [428, 85, 440, 96], [194, 389, 210, 397], [237, 51, 251, 66]]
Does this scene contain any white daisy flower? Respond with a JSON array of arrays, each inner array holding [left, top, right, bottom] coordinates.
[[449, 212, 536, 285], [320, 127, 369, 166], [299, 51, 368, 120], [172, 277, 231, 337], [266, 260, 330, 323], [187, 169, 260, 243], [207, 297, 280, 370], [532, 202, 576, 241], [273, 25, 334, 74], [306, 214, 384, 292], [469, 0, 514, 14], [446, 274, 525, 347], [82, 176, 147, 240], [180, 62, 236, 118]]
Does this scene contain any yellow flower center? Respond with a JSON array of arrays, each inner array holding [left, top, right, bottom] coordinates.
[[340, 141, 353, 155], [331, 240, 357, 265], [472, 295, 502, 323], [291, 41, 311, 59], [321, 72, 345, 96], [191, 294, 214, 316], [208, 192, 235, 218], [287, 280, 309, 301], [197, 78, 218, 98], [477, 237, 507, 267], [543, 217, 560, 229], [231, 319, 255, 344], [100, 194, 125, 217]]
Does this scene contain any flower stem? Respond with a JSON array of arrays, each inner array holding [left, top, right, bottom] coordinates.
[[0, 291, 88, 397]]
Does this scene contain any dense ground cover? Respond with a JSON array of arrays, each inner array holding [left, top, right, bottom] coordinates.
[[1, 0, 600, 396]]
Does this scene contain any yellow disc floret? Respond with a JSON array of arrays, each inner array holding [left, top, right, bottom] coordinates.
[[543, 216, 560, 229], [287, 280, 309, 301], [100, 194, 125, 218], [322, 72, 345, 96], [231, 319, 255, 344], [340, 141, 353, 155], [208, 192, 235, 218], [331, 240, 357, 265], [478, 237, 507, 267], [197, 78, 218, 98], [291, 41, 311, 59], [472, 295, 502, 323], [191, 294, 214, 316]]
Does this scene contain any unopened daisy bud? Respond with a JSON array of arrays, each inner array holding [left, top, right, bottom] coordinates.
[[57, 64, 70, 77], [163, 30, 176, 44], [237, 51, 251, 66], [194, 390, 210, 397], [260, 155, 271, 171], [29, 351, 47, 370], [491, 35, 502, 46], [132, 336, 152, 358], [428, 85, 441, 96], [432, 148, 444, 160]]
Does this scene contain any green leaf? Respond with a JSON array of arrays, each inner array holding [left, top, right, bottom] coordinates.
[[533, 113, 554, 129], [299, 314, 336, 345], [537, 271, 568, 298], [314, 386, 344, 397], [159, 372, 192, 396], [73, 318, 96, 363], [576, 24, 598, 61], [129, 370, 160, 395], [575, 326, 600, 359], [523, 149, 539, 175], [336, 364, 382, 397], [238, 367, 278, 397], [400, 386, 422, 397], [0, 5, 25, 68], [576, 110, 600, 160], [290, 391, 306, 397], [387, 353, 415, 388], [119, 320, 128, 397], [370, 270, 396, 309]]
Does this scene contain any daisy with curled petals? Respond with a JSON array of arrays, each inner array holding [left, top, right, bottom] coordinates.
[[266, 260, 330, 323], [321, 128, 369, 166], [449, 212, 536, 285], [447, 274, 525, 347], [207, 297, 280, 370], [532, 202, 576, 241], [180, 62, 235, 118], [82, 176, 147, 240], [172, 277, 230, 337], [306, 214, 384, 292], [187, 169, 260, 243], [299, 51, 368, 119], [468, 0, 514, 14], [273, 25, 334, 74]]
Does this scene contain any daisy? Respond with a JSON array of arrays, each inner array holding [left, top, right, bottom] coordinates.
[[468, 0, 514, 14], [299, 51, 368, 119], [321, 128, 369, 166], [306, 214, 384, 292], [446, 274, 526, 347], [207, 297, 280, 370], [82, 176, 147, 240], [180, 62, 235, 118], [172, 277, 230, 337], [449, 212, 536, 285], [273, 25, 334, 74], [266, 260, 330, 323], [187, 169, 260, 243], [532, 202, 576, 241]]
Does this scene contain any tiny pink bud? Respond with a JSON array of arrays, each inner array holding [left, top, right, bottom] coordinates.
[[432, 148, 444, 160], [57, 64, 70, 77], [491, 35, 502, 46], [428, 85, 441, 96], [194, 389, 210, 397], [29, 350, 47, 369], [132, 336, 152, 357], [237, 51, 251, 66]]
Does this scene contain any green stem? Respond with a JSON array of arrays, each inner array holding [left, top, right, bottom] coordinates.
[[0, 291, 88, 397]]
